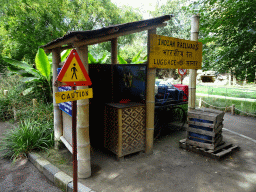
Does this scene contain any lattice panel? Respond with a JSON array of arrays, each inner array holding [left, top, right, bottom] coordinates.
[[104, 106, 118, 154], [122, 106, 145, 155]]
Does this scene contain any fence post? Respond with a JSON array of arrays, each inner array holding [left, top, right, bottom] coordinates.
[[4, 90, 8, 96], [33, 99, 37, 107], [231, 104, 235, 115], [199, 97, 202, 108]]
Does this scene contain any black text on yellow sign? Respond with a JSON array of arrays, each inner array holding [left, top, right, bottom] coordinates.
[[55, 88, 93, 104], [149, 34, 203, 69]]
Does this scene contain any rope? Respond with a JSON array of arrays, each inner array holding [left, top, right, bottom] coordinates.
[[196, 98, 256, 117], [235, 108, 256, 117]]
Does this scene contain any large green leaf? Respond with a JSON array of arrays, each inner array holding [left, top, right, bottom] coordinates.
[[3, 57, 40, 78], [88, 53, 97, 64], [35, 48, 51, 82], [61, 49, 71, 62], [131, 50, 142, 63], [117, 55, 127, 64], [98, 53, 109, 64]]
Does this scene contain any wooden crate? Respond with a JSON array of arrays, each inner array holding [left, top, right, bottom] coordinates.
[[186, 108, 225, 150]]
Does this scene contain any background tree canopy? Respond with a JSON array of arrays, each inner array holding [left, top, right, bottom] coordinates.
[[0, 0, 142, 67], [198, 0, 256, 82]]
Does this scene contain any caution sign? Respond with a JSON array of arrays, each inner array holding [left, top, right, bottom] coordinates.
[[149, 34, 202, 69], [55, 88, 93, 104], [56, 49, 92, 86]]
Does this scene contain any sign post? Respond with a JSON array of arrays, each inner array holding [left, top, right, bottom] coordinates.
[[54, 49, 92, 192], [178, 68, 187, 84]]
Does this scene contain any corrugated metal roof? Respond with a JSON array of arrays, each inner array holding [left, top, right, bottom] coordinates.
[[41, 15, 172, 50]]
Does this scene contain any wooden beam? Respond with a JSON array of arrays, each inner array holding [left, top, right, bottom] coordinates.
[[73, 23, 166, 47]]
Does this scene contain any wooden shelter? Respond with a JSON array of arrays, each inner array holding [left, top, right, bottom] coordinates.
[[42, 15, 172, 178]]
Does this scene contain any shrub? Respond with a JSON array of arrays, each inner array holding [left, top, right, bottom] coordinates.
[[0, 118, 54, 161]]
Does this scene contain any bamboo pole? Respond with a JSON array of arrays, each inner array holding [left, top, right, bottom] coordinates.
[[52, 48, 63, 149], [145, 28, 156, 154], [76, 46, 91, 178], [188, 15, 200, 111]]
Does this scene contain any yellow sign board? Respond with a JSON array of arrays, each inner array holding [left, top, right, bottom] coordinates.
[[149, 34, 202, 69], [55, 88, 93, 104]]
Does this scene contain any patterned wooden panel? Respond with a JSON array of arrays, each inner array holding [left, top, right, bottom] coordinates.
[[104, 106, 119, 154], [122, 106, 145, 156]]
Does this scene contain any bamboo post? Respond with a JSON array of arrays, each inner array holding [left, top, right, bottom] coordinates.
[[188, 15, 200, 111], [145, 28, 156, 154], [76, 46, 91, 178], [52, 48, 63, 149]]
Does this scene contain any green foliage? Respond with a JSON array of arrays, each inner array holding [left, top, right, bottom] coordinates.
[[117, 49, 147, 64], [197, 0, 256, 82], [0, 0, 142, 64], [117, 55, 128, 64], [151, 0, 192, 40], [88, 52, 109, 64], [0, 118, 54, 161]]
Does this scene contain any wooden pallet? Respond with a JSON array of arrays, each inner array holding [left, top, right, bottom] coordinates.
[[179, 139, 239, 160]]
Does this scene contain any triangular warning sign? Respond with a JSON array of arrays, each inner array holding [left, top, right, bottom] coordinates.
[[56, 49, 92, 86]]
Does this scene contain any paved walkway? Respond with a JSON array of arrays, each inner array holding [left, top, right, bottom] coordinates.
[[0, 122, 62, 192]]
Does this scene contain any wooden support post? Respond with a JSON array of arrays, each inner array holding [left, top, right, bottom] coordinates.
[[76, 46, 91, 178], [52, 48, 63, 149], [111, 38, 118, 102], [111, 38, 118, 64], [188, 15, 200, 112], [145, 28, 156, 154]]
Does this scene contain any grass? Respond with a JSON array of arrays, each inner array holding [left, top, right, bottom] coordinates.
[[0, 72, 54, 161], [0, 119, 54, 161], [196, 85, 256, 99]]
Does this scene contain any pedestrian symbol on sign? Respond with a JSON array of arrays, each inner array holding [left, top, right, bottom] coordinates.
[[71, 64, 78, 79]]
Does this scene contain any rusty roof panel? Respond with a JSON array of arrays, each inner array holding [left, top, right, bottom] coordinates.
[[42, 15, 172, 50]]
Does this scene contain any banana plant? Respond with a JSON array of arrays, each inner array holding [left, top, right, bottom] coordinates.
[[88, 52, 109, 64], [3, 48, 71, 103], [117, 50, 147, 64]]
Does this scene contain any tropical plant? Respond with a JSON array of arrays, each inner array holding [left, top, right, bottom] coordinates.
[[0, 118, 54, 161], [117, 50, 147, 64], [88, 52, 109, 64], [3, 48, 71, 103]]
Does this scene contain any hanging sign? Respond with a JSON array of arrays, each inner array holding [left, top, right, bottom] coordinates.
[[55, 88, 93, 104], [149, 34, 202, 69], [178, 69, 187, 76], [55, 49, 92, 86]]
